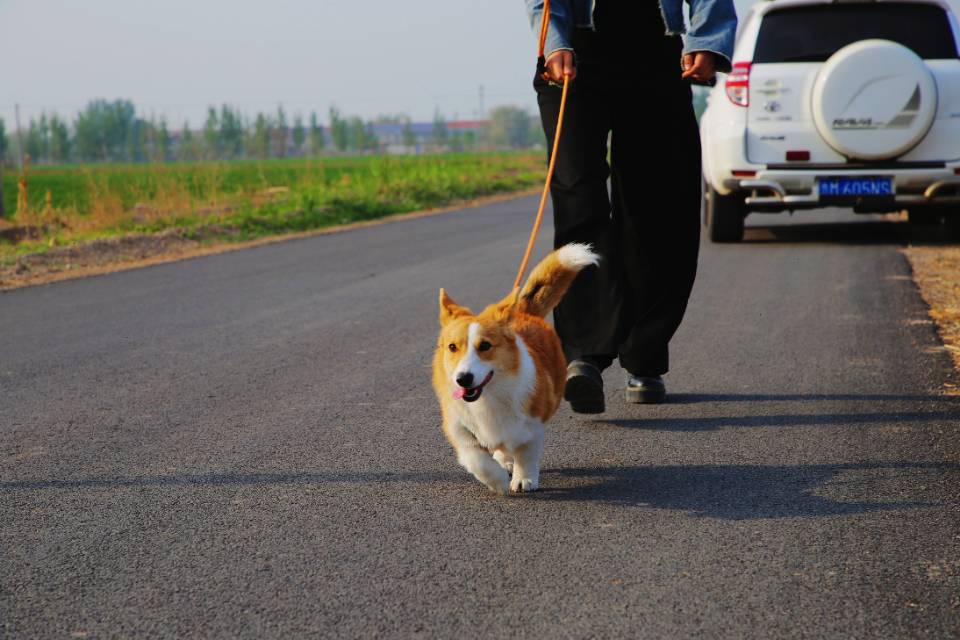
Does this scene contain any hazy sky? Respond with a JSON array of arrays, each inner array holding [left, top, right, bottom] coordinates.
[[3, 0, 758, 128]]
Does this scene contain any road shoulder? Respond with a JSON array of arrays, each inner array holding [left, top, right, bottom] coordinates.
[[903, 245, 960, 388]]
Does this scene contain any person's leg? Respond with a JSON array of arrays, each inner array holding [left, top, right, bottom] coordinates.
[[609, 39, 702, 380], [534, 40, 618, 370]]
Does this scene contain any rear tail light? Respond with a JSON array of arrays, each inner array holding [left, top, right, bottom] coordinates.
[[726, 62, 751, 107], [786, 150, 810, 162], [732, 170, 757, 178]]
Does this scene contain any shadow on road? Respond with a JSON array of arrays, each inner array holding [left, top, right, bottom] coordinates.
[[596, 409, 959, 432], [0, 470, 455, 492], [537, 461, 958, 520], [743, 219, 957, 246], [5, 460, 957, 523], [667, 392, 960, 403]]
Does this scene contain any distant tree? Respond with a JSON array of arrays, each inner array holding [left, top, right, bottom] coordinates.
[[155, 118, 171, 162], [203, 107, 220, 159], [242, 121, 256, 159], [38, 114, 51, 162], [486, 106, 535, 149], [24, 119, 44, 163], [178, 121, 198, 161], [329, 106, 349, 152], [113, 100, 137, 159], [348, 117, 366, 151], [49, 115, 71, 163], [74, 99, 136, 162], [74, 104, 108, 161], [0, 118, 8, 164], [251, 113, 271, 159], [142, 117, 163, 162], [365, 122, 379, 151], [125, 119, 137, 161], [292, 114, 306, 156], [23, 113, 69, 164], [128, 118, 150, 162], [273, 105, 288, 158], [432, 109, 449, 147], [219, 105, 245, 159], [308, 112, 325, 155]]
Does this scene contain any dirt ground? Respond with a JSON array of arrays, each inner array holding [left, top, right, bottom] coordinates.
[[903, 245, 960, 378]]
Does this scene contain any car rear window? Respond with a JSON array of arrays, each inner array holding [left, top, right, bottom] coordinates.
[[754, 3, 958, 62]]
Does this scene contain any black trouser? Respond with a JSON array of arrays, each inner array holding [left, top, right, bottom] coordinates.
[[533, 15, 702, 377]]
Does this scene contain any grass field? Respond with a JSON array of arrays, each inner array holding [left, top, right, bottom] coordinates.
[[0, 153, 544, 263]]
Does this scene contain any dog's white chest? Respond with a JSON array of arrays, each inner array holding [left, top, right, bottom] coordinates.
[[454, 395, 528, 450]]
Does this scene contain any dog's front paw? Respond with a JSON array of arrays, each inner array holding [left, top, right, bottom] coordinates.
[[510, 476, 539, 493], [492, 450, 514, 474], [483, 468, 510, 495]]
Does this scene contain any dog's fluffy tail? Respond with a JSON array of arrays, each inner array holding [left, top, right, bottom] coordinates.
[[517, 243, 600, 318]]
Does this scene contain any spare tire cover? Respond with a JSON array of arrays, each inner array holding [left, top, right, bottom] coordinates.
[[811, 39, 937, 161]]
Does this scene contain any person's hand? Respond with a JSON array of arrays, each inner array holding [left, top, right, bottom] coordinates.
[[542, 50, 577, 84], [681, 51, 718, 82]]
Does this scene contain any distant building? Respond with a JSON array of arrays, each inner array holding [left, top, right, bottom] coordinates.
[[448, 120, 487, 134], [373, 120, 489, 155]]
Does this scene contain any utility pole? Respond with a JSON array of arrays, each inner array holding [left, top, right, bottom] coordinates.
[[14, 103, 24, 171], [478, 85, 485, 120]]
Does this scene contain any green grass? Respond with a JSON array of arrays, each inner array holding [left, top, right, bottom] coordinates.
[[0, 153, 545, 262]]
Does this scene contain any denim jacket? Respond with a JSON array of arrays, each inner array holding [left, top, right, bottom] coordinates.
[[523, 0, 738, 73]]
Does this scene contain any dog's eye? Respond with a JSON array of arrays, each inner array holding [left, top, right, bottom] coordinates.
[[478, 341, 492, 352], [448, 343, 457, 352]]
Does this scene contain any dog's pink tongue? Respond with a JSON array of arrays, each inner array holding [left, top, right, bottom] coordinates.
[[452, 387, 467, 400]]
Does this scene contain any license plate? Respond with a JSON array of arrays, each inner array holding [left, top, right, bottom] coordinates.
[[818, 177, 894, 197]]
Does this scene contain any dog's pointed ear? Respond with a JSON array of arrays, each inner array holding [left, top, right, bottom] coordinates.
[[491, 288, 519, 323], [439, 288, 471, 325]]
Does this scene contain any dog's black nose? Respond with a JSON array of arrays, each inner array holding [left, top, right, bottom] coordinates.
[[456, 372, 474, 388]]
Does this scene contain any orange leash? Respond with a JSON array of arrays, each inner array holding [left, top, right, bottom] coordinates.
[[537, 0, 552, 58], [512, 76, 570, 290], [513, 0, 570, 291]]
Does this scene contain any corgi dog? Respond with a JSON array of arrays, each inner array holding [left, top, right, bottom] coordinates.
[[433, 243, 599, 494]]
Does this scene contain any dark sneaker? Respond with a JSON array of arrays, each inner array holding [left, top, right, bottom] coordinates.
[[564, 360, 605, 414], [625, 375, 666, 404]]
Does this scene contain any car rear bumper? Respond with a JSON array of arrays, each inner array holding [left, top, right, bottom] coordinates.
[[734, 167, 960, 210]]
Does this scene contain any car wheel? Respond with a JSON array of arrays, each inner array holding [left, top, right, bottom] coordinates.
[[703, 180, 746, 243]]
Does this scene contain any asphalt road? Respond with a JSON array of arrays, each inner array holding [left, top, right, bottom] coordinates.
[[2, 198, 959, 639]]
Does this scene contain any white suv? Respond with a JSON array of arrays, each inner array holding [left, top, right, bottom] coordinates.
[[700, 0, 960, 242]]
